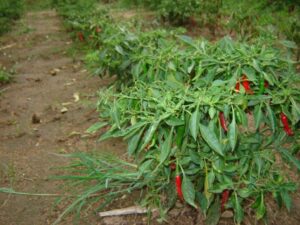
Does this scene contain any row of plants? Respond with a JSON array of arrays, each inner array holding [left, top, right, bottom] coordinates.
[[120, 0, 299, 59], [93, 39, 300, 224], [0, 0, 24, 35], [52, 1, 300, 224]]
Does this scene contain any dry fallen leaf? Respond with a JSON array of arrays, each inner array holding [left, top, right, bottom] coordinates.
[[73, 92, 80, 102], [61, 107, 68, 113], [62, 102, 72, 106]]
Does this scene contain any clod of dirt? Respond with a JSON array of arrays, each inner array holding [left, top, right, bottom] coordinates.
[[221, 210, 233, 218], [50, 68, 60, 76], [32, 113, 41, 124], [169, 208, 181, 217], [102, 217, 124, 225]]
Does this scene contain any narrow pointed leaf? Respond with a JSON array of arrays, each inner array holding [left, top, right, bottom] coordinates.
[[182, 176, 197, 208], [128, 127, 145, 156], [228, 114, 237, 150], [159, 128, 173, 164], [199, 124, 224, 156], [189, 108, 199, 140]]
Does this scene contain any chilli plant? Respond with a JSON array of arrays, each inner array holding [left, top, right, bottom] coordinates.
[[56, 37, 300, 224]]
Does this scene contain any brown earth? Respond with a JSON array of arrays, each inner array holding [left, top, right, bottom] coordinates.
[[0, 9, 126, 225], [0, 8, 300, 225]]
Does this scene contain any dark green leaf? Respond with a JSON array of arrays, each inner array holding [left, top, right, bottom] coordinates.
[[234, 193, 244, 224], [182, 176, 197, 208], [281, 190, 292, 212], [206, 197, 221, 225], [255, 193, 266, 220], [128, 128, 145, 155], [278, 147, 300, 171], [159, 129, 173, 164], [266, 103, 276, 133], [199, 124, 224, 156], [254, 105, 263, 130]]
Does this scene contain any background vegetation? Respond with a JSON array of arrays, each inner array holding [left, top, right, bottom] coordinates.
[[0, 0, 24, 35]]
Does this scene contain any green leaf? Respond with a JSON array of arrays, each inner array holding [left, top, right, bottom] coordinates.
[[140, 121, 160, 151], [280, 40, 297, 49], [182, 176, 197, 208], [242, 66, 256, 82], [176, 125, 185, 147], [159, 128, 173, 164], [111, 102, 121, 129], [252, 59, 262, 73], [188, 61, 195, 74], [254, 104, 263, 130], [115, 45, 124, 55], [166, 117, 185, 126], [209, 107, 216, 119], [199, 124, 224, 156], [237, 188, 252, 198], [189, 108, 200, 140], [86, 122, 107, 134], [128, 127, 145, 156], [278, 147, 300, 171], [138, 159, 153, 175], [196, 192, 208, 213], [228, 113, 237, 151], [205, 197, 221, 225], [178, 35, 195, 46], [266, 103, 276, 133], [255, 193, 266, 220], [168, 61, 176, 71], [234, 193, 244, 224], [281, 190, 292, 212]]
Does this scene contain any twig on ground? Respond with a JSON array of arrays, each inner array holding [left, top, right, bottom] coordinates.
[[99, 206, 157, 217], [0, 87, 10, 94], [0, 43, 16, 51]]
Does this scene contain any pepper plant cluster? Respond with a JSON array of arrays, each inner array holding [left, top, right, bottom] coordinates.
[[54, 1, 300, 224]]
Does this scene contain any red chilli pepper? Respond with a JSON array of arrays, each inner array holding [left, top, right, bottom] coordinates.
[[241, 75, 254, 94], [280, 113, 294, 136], [77, 32, 85, 42], [219, 112, 228, 132], [176, 175, 183, 201], [221, 189, 230, 212]]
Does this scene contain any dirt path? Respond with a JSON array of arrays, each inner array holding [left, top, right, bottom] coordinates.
[[0, 10, 126, 225]]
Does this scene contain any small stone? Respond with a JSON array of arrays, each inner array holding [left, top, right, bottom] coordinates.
[[175, 202, 184, 208], [50, 68, 60, 76], [32, 113, 41, 124]]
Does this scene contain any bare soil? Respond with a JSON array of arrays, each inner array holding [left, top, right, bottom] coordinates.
[[0, 10, 125, 225], [0, 9, 300, 225]]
